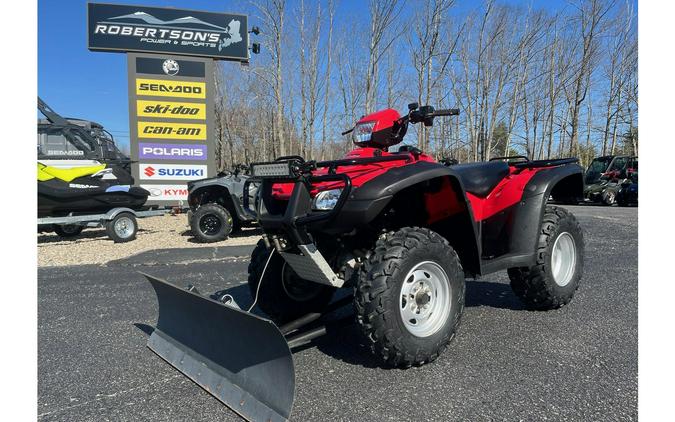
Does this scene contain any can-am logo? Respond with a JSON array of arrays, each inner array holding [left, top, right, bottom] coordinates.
[[141, 184, 189, 201], [140, 164, 207, 181], [137, 121, 206, 140], [139, 143, 207, 160], [88, 4, 248, 60]]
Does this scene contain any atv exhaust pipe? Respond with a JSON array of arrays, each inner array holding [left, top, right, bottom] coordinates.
[[143, 273, 295, 422]]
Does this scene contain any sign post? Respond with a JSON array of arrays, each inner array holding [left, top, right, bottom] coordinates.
[[87, 3, 251, 206]]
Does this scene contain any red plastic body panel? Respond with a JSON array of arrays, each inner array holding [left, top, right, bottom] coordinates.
[[356, 108, 401, 131], [272, 147, 554, 223]]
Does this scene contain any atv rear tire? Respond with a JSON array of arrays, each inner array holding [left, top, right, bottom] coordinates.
[[105, 212, 137, 243], [508, 206, 584, 310], [247, 240, 336, 323], [191, 204, 233, 243], [354, 227, 465, 367], [53, 224, 83, 238]]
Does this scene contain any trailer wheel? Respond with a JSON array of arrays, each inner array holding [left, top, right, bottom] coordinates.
[[105, 212, 138, 243], [53, 224, 83, 238], [508, 206, 584, 310], [247, 240, 335, 323], [190, 204, 233, 243], [354, 227, 465, 367]]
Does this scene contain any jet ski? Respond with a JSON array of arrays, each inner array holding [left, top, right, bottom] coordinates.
[[38, 162, 150, 218]]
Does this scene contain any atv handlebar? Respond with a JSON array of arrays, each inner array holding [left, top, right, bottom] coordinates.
[[431, 108, 460, 117]]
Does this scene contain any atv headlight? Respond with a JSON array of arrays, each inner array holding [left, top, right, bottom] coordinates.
[[313, 188, 342, 210], [353, 121, 376, 144]]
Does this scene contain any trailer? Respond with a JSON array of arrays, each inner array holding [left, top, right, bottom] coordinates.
[[38, 207, 170, 242]]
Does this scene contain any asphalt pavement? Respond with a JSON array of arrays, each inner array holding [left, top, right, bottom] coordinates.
[[38, 205, 638, 421]]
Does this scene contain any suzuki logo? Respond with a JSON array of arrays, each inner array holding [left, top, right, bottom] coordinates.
[[144, 166, 156, 177]]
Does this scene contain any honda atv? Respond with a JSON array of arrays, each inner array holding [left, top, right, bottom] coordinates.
[[186, 164, 258, 243], [142, 103, 585, 422]]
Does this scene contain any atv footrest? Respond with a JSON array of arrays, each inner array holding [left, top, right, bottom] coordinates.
[[279, 244, 344, 287]]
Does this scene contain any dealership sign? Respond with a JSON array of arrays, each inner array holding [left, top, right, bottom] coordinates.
[[87, 3, 249, 61]]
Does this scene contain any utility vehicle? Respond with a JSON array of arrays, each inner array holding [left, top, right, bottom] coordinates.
[[143, 103, 585, 422], [584, 155, 637, 204], [186, 164, 257, 242]]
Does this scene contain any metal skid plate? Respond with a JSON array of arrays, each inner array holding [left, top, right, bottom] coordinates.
[[279, 244, 343, 287], [143, 273, 295, 422]]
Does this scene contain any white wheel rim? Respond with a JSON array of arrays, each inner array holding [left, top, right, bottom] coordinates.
[[551, 232, 576, 287], [399, 261, 452, 338], [114, 217, 134, 238]]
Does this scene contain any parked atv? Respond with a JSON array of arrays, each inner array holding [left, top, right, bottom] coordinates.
[[186, 164, 257, 242], [616, 171, 638, 206], [584, 155, 637, 205], [142, 103, 585, 422]]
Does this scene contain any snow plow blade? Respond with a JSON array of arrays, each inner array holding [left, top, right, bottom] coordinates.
[[143, 273, 295, 422]]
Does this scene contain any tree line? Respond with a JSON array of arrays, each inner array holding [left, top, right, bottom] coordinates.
[[213, 0, 637, 170]]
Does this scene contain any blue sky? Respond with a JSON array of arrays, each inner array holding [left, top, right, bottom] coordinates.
[[38, 0, 600, 150]]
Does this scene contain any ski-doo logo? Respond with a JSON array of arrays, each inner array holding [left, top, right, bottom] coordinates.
[[136, 78, 206, 99], [140, 164, 207, 181], [138, 122, 206, 140], [139, 143, 207, 160], [136, 100, 206, 120], [141, 184, 189, 201]]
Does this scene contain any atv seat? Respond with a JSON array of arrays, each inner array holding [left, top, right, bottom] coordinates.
[[453, 161, 510, 197]]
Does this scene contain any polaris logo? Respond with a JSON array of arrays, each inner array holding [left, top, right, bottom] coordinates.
[[139, 164, 207, 181], [139, 143, 207, 160]]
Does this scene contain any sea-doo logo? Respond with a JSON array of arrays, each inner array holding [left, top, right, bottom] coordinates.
[[162, 59, 179, 75], [136, 100, 206, 120], [88, 4, 248, 60], [141, 184, 190, 201], [140, 164, 207, 181], [139, 143, 207, 160], [138, 122, 206, 140], [136, 78, 206, 99]]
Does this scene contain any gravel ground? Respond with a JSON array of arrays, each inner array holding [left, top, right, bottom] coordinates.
[[38, 205, 638, 421], [37, 214, 262, 267]]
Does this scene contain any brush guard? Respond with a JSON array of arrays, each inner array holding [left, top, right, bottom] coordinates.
[[143, 273, 352, 422]]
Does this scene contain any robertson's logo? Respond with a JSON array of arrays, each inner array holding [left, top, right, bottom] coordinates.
[[92, 10, 243, 51], [138, 122, 206, 140], [140, 164, 207, 181], [136, 100, 206, 120], [136, 78, 206, 99]]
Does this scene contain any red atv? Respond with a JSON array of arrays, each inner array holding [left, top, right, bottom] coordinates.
[[144, 103, 585, 422]]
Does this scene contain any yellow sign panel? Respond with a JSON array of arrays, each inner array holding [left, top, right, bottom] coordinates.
[[135, 78, 206, 99], [136, 100, 206, 120], [138, 122, 207, 140]]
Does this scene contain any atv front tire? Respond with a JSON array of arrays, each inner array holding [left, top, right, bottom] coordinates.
[[191, 204, 233, 243], [508, 206, 584, 310], [247, 240, 336, 323], [354, 227, 465, 367]]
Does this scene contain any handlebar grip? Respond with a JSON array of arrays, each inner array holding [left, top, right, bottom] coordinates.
[[432, 108, 460, 117]]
